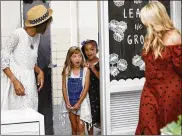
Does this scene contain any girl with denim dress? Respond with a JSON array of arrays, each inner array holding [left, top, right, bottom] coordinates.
[[81, 40, 100, 135], [62, 46, 92, 135]]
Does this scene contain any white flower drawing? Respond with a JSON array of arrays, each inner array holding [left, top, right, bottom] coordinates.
[[113, 32, 124, 42], [110, 53, 128, 76], [113, 0, 125, 7], [139, 62, 145, 71], [117, 59, 128, 71], [110, 53, 119, 65], [134, 0, 142, 4], [110, 66, 120, 77], [109, 20, 127, 42], [132, 54, 145, 71], [116, 21, 127, 34], [132, 54, 142, 66], [109, 20, 119, 32]]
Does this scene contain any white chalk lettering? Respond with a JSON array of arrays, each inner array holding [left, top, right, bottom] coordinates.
[[140, 35, 144, 44], [127, 35, 132, 44], [136, 8, 141, 18], [135, 23, 143, 30], [124, 9, 127, 18], [134, 35, 139, 44], [127, 35, 145, 45], [129, 9, 134, 18], [123, 8, 141, 18]]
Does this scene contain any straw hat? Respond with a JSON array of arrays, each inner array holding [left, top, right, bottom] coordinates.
[[25, 4, 53, 27]]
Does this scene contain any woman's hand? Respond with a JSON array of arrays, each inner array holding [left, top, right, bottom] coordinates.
[[37, 70, 44, 91], [12, 79, 25, 96], [3, 68, 25, 96]]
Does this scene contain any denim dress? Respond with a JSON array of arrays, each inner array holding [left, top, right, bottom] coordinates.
[[67, 69, 83, 115]]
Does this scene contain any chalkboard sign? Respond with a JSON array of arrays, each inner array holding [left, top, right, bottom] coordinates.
[[158, 0, 170, 16], [108, 0, 170, 81]]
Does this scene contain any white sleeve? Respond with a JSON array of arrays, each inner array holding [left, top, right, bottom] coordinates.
[[1, 30, 19, 70]]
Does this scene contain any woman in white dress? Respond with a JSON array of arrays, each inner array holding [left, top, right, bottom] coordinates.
[[1, 5, 53, 111]]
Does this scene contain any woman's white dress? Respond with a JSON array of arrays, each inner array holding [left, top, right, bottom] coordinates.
[[1, 28, 40, 111]]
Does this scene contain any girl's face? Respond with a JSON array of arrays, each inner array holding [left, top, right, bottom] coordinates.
[[70, 52, 82, 68], [84, 44, 97, 60]]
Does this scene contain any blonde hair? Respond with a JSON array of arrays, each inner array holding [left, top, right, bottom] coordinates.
[[140, 1, 179, 59], [62, 46, 84, 76]]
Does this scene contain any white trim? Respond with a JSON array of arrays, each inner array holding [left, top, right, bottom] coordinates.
[[20, 0, 24, 28], [110, 78, 145, 93], [170, 1, 181, 33], [111, 126, 136, 135], [98, 1, 111, 135], [70, 1, 78, 47]]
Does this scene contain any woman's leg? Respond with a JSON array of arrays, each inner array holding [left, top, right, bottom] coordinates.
[[69, 112, 77, 135], [77, 115, 85, 135]]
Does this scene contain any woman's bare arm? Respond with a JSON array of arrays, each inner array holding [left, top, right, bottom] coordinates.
[[3, 68, 25, 96]]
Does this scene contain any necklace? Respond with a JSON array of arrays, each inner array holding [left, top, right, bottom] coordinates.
[[29, 36, 34, 50], [30, 44, 34, 50]]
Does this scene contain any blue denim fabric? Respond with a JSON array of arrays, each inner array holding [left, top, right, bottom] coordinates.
[[67, 69, 83, 106]]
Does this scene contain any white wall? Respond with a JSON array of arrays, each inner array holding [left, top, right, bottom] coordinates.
[[1, 1, 21, 47], [50, 1, 71, 105], [78, 1, 98, 46], [50, 1, 98, 105]]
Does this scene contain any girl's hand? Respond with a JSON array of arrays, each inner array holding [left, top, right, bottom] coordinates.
[[73, 102, 81, 110], [89, 63, 96, 72], [83, 62, 89, 68], [37, 71, 44, 91], [88, 63, 99, 79], [13, 79, 25, 96], [66, 102, 72, 110], [89, 63, 94, 69]]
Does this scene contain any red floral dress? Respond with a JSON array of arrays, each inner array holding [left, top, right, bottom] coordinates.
[[135, 45, 182, 135]]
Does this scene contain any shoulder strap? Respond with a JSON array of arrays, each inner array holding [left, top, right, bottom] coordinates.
[[80, 68, 83, 77]]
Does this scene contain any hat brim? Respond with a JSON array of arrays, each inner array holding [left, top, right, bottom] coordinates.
[[25, 8, 53, 27]]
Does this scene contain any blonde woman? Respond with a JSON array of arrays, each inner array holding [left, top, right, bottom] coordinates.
[[135, 1, 181, 135], [1, 5, 53, 110]]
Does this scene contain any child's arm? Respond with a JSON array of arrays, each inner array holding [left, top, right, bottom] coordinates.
[[62, 74, 71, 109], [73, 68, 90, 110]]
